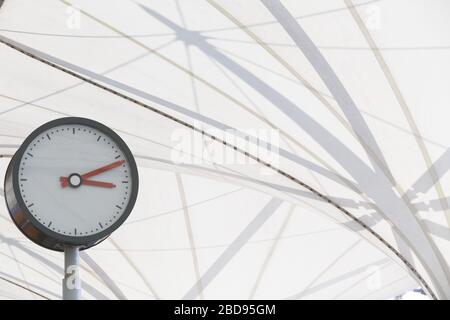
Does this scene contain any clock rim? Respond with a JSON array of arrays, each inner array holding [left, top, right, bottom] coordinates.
[[7, 117, 139, 250]]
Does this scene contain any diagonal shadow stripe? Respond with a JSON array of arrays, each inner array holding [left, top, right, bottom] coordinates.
[[175, 172, 204, 299], [286, 257, 390, 299], [294, 239, 363, 298], [108, 237, 159, 299], [0, 249, 61, 288], [0, 273, 51, 300], [183, 197, 283, 299], [0, 234, 109, 299], [331, 258, 392, 299], [79, 251, 127, 300], [249, 204, 294, 299], [0, 40, 175, 116], [261, 0, 446, 299]]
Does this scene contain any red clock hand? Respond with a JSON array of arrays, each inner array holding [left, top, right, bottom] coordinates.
[[81, 160, 125, 179], [60, 160, 124, 188], [81, 180, 116, 188], [60, 176, 69, 188], [59, 177, 116, 188]]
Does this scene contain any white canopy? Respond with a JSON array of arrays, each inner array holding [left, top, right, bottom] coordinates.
[[0, 0, 449, 299]]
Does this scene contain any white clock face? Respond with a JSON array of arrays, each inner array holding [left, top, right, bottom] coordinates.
[[17, 123, 134, 237]]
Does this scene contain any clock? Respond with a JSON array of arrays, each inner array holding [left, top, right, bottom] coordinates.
[[3, 117, 139, 251]]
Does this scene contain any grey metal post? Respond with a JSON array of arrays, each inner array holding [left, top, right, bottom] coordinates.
[[63, 246, 81, 300]]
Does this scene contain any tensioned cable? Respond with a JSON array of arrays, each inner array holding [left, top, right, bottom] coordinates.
[[0, 37, 437, 299], [0, 275, 50, 300], [0, 0, 379, 39]]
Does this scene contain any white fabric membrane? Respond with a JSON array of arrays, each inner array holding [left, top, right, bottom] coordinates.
[[0, 0, 450, 299]]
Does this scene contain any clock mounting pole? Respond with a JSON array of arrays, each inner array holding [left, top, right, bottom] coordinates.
[[63, 246, 81, 300]]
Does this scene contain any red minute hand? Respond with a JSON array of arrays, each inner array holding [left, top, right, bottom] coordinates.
[[81, 160, 125, 179]]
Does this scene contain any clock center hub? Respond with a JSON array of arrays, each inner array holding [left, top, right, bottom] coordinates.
[[68, 173, 82, 188]]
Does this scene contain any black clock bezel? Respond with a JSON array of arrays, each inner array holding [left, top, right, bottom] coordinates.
[[4, 117, 139, 251]]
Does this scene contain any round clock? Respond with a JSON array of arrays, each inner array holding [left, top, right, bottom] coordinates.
[[3, 117, 139, 251]]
